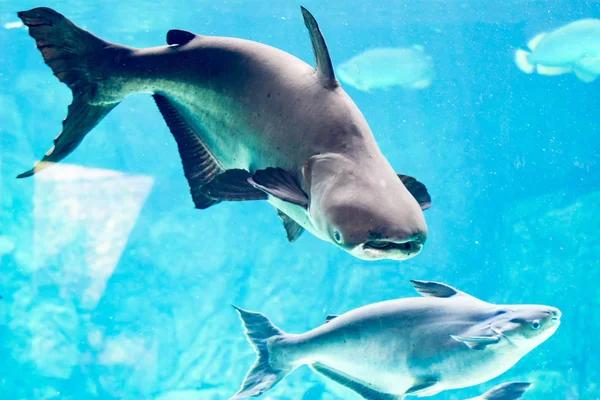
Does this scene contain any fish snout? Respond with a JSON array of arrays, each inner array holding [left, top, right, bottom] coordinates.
[[548, 308, 562, 323]]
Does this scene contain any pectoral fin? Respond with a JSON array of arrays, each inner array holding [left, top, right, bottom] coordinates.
[[276, 210, 304, 242], [249, 168, 309, 208], [398, 175, 431, 210], [451, 334, 500, 350], [200, 169, 268, 201], [311, 363, 400, 400]]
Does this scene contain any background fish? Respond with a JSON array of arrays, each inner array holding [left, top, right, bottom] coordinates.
[[0, 235, 15, 256], [336, 46, 436, 91], [231, 280, 560, 399], [515, 19, 600, 82]]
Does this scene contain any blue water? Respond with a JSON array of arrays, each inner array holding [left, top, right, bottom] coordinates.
[[1, 1, 599, 399]]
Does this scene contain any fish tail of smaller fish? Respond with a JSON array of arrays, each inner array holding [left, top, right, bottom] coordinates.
[[230, 305, 295, 399], [16, 7, 130, 179], [514, 49, 535, 74]]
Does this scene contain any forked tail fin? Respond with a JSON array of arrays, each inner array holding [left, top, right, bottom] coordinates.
[[16, 8, 126, 178], [514, 49, 534, 74], [231, 306, 294, 399]]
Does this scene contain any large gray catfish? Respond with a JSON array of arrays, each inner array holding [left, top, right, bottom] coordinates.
[[232, 280, 559, 399], [16, 7, 432, 261]]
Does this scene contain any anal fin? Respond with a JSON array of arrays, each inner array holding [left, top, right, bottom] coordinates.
[[311, 363, 400, 400], [536, 64, 571, 76], [153, 94, 223, 209], [573, 67, 598, 83]]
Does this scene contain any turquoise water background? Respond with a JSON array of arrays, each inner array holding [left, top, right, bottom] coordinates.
[[1, 1, 599, 399]]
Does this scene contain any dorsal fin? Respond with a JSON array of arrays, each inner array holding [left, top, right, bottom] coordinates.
[[324, 314, 339, 323], [300, 6, 338, 87], [410, 280, 468, 298], [166, 29, 196, 46]]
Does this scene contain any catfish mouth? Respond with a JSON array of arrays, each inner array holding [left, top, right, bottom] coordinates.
[[363, 240, 419, 252], [358, 235, 425, 261]]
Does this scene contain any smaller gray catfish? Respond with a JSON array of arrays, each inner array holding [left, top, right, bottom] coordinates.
[[231, 280, 560, 399]]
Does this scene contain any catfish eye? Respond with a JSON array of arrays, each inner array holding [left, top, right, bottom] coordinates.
[[531, 320, 541, 330], [333, 231, 342, 243]]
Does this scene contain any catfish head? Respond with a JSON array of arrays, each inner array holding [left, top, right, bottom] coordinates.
[[303, 153, 430, 261], [489, 305, 562, 350], [452, 305, 561, 353]]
